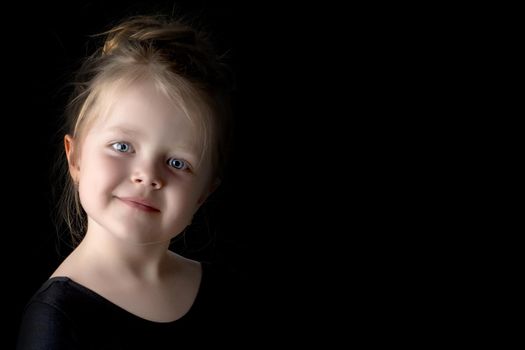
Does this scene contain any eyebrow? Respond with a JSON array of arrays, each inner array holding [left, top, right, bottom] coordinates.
[[106, 126, 143, 137]]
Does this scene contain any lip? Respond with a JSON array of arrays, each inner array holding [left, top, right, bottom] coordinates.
[[117, 197, 160, 212]]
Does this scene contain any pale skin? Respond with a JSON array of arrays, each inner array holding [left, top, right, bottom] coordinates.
[[51, 78, 215, 322]]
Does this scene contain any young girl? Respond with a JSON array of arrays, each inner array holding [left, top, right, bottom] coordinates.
[[17, 15, 234, 349]]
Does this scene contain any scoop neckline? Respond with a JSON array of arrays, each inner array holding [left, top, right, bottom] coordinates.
[[46, 263, 205, 325]]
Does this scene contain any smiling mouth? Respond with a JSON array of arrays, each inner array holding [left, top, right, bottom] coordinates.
[[118, 198, 161, 213]]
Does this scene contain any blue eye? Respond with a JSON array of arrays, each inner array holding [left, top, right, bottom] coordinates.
[[167, 158, 188, 170], [112, 142, 131, 152]]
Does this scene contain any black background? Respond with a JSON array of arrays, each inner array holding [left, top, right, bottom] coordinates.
[[0, 2, 486, 346], [2, 0, 342, 346], [1, 0, 283, 345]]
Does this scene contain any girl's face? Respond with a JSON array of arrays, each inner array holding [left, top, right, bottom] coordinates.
[[67, 79, 213, 245]]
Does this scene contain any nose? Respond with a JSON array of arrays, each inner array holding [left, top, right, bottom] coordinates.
[[131, 176, 163, 189], [131, 164, 164, 190]]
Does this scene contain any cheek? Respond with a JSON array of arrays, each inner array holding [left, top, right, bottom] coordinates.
[[165, 184, 202, 218], [79, 153, 128, 192]]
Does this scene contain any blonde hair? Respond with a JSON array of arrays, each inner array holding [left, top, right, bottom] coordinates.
[[56, 15, 233, 246]]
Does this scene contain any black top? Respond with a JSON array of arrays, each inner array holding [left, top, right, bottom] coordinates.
[[17, 263, 235, 349]]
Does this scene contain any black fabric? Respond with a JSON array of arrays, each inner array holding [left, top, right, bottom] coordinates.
[[17, 263, 235, 349]]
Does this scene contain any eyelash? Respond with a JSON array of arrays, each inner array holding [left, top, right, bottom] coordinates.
[[112, 142, 132, 153], [110, 142, 191, 172], [166, 158, 189, 171]]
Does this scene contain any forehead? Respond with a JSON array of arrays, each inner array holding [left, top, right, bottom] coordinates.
[[90, 79, 204, 152]]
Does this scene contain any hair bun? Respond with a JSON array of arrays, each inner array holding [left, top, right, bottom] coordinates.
[[100, 16, 227, 86]]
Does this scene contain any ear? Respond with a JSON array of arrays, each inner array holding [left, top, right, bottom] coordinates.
[[64, 135, 80, 183], [196, 178, 221, 206]]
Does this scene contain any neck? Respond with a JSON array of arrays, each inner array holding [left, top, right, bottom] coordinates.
[[75, 225, 173, 281]]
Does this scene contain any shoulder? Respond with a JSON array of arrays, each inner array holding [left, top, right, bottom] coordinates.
[[168, 253, 229, 295], [21, 278, 84, 318], [166, 252, 203, 290], [17, 279, 81, 349]]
